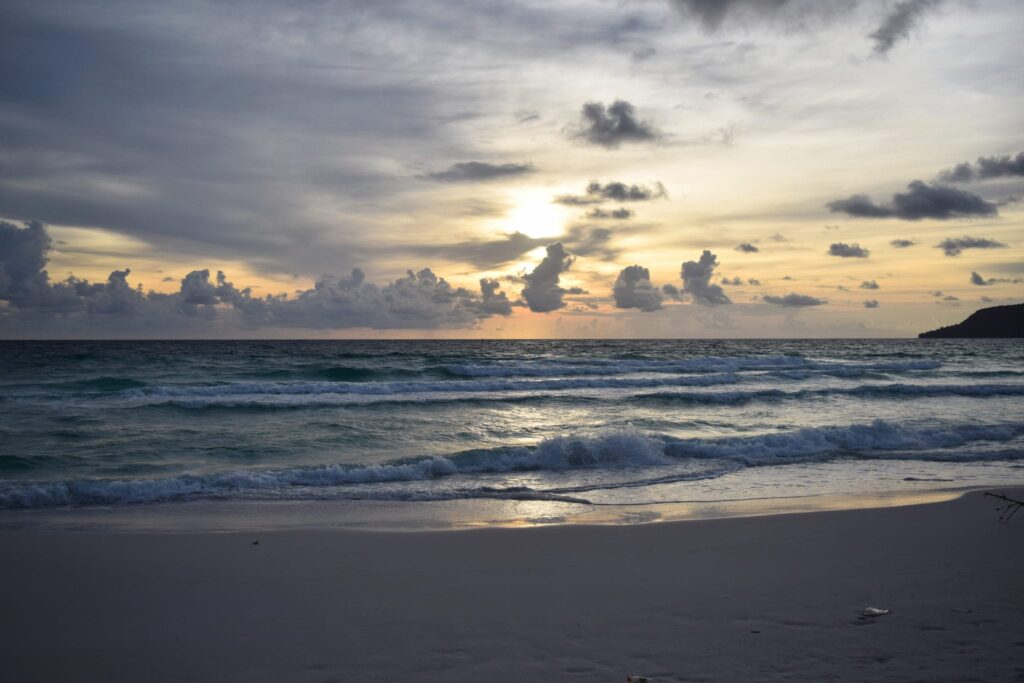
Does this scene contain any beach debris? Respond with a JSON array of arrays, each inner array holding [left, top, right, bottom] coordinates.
[[984, 491, 1024, 521], [862, 607, 890, 617]]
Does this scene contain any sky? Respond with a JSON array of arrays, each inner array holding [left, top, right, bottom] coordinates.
[[0, 0, 1021, 338]]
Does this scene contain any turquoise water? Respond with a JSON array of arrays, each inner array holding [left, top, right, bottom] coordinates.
[[1, 339, 1023, 510]]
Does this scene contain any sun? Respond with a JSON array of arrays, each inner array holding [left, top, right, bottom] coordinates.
[[496, 188, 569, 239]]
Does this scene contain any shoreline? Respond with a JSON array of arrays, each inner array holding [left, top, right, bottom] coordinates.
[[0, 481, 1019, 534], [1, 488, 1021, 681]]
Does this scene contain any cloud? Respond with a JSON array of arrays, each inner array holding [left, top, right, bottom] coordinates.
[[828, 242, 870, 258], [936, 236, 1008, 257], [769, 233, 788, 242], [763, 293, 827, 307], [413, 232, 549, 270], [864, 300, 880, 308], [735, 242, 759, 253], [521, 242, 575, 313], [860, 280, 880, 290], [869, 0, 942, 56], [0, 220, 51, 305], [669, 0, 847, 32], [747, 278, 761, 286], [424, 162, 535, 182], [679, 250, 731, 306], [613, 265, 664, 311], [970, 271, 1023, 286], [721, 276, 744, 286], [570, 100, 660, 148], [827, 181, 998, 220], [0, 221, 513, 334], [554, 181, 667, 206], [563, 226, 619, 261], [890, 238, 917, 248], [585, 207, 635, 220], [938, 152, 1024, 183]]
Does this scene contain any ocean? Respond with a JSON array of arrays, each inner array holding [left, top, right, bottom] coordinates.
[[2, 339, 1023, 525]]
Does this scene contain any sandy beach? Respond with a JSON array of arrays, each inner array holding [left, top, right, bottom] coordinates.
[[1, 489, 1022, 682]]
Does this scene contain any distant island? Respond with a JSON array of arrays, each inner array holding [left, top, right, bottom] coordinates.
[[919, 303, 1024, 338]]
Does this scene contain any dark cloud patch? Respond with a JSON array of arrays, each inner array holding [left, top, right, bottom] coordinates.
[[563, 226, 619, 261], [735, 242, 759, 253], [631, 47, 657, 61], [770, 233, 788, 242], [414, 232, 548, 270], [747, 278, 762, 286], [424, 162, 534, 183], [0, 221, 512, 334], [890, 238, 917, 248], [613, 265, 664, 312], [970, 271, 1023, 286], [521, 242, 575, 313], [828, 242, 870, 258], [864, 300, 880, 308], [585, 207, 635, 220], [570, 100, 660, 148], [763, 293, 827, 307], [669, 0, 847, 31], [870, 0, 942, 56], [937, 236, 1008, 257], [720, 276, 743, 285], [827, 181, 998, 220], [860, 280, 880, 290], [0, 220, 51, 304], [938, 152, 1024, 183], [555, 181, 667, 206], [680, 251, 731, 306]]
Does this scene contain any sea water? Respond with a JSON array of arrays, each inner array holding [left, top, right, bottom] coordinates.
[[1, 339, 1022, 524]]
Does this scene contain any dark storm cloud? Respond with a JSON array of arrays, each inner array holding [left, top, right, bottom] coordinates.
[[735, 243, 759, 253], [585, 207, 635, 220], [554, 181, 667, 206], [937, 152, 1024, 183], [969, 271, 1022, 286], [0, 221, 512, 334], [869, 0, 942, 56], [828, 242, 870, 258], [679, 250, 731, 306], [424, 162, 535, 183], [863, 300, 880, 308], [762, 293, 827, 307], [521, 242, 575, 313], [613, 265, 664, 311], [827, 181, 998, 220], [936, 236, 1008, 257], [890, 238, 917, 248], [570, 100, 660, 148], [860, 280, 880, 290]]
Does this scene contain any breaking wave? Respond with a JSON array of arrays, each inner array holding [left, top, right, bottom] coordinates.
[[3, 420, 1021, 509]]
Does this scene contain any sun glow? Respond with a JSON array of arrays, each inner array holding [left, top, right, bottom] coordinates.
[[497, 188, 568, 239]]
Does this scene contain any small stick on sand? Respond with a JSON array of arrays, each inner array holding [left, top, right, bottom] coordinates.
[[984, 492, 1024, 521]]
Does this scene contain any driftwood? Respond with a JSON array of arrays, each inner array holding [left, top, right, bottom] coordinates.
[[984, 492, 1024, 521]]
